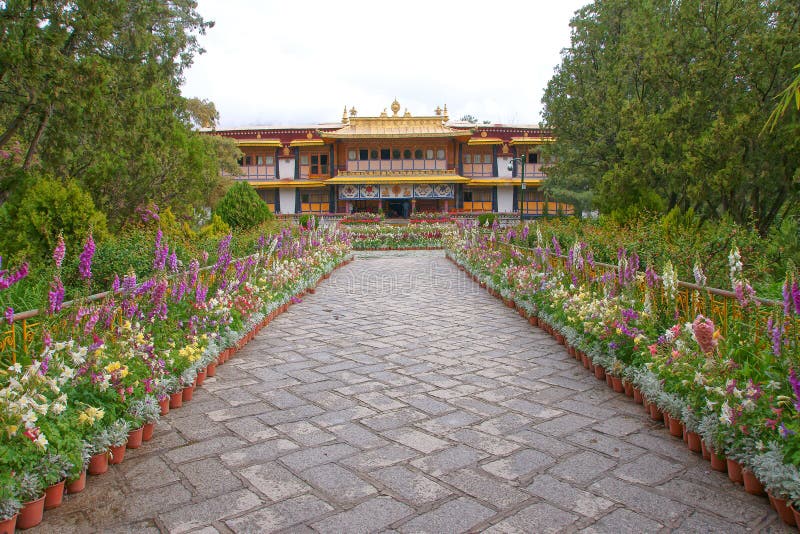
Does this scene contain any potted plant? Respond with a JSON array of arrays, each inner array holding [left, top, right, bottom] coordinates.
[[129, 396, 160, 442], [39, 453, 72, 510], [15, 472, 45, 530], [106, 420, 131, 465], [87, 430, 112, 475], [0, 473, 21, 533], [66, 446, 91, 494]]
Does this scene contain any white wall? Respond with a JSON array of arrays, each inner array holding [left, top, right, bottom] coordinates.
[[497, 186, 514, 213], [279, 188, 296, 214], [497, 156, 513, 178], [278, 158, 295, 180]]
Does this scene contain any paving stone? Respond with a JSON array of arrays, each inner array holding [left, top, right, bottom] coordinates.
[[485, 502, 578, 533], [159, 489, 262, 533], [589, 476, 690, 523], [299, 463, 377, 504], [398, 497, 495, 534], [119, 455, 179, 491], [240, 462, 311, 501], [613, 453, 683, 484], [567, 429, 647, 459], [371, 465, 452, 506], [526, 474, 614, 517], [532, 413, 595, 436], [361, 407, 428, 431], [410, 444, 487, 477], [178, 457, 242, 498], [507, 429, 578, 457], [416, 410, 483, 435], [400, 393, 454, 415], [482, 449, 556, 481], [224, 416, 279, 442], [225, 494, 334, 532], [356, 390, 408, 411], [341, 443, 421, 471], [220, 438, 299, 468], [383, 427, 450, 453], [580, 508, 663, 533], [164, 435, 247, 464], [328, 422, 390, 449], [448, 428, 521, 456], [474, 413, 533, 436], [275, 420, 336, 446], [310, 496, 413, 533], [443, 469, 529, 510], [548, 450, 617, 485], [279, 442, 359, 471], [501, 398, 565, 420], [658, 477, 773, 522], [590, 415, 643, 437], [309, 405, 377, 427]]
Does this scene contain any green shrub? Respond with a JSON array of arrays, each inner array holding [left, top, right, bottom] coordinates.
[[298, 214, 318, 229], [0, 175, 108, 264], [213, 182, 273, 229], [477, 213, 497, 227]]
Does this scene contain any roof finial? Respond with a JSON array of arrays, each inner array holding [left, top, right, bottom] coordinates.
[[391, 98, 401, 116], [435, 105, 442, 116], [443, 104, 449, 121], [342, 106, 348, 123], [349, 106, 357, 117], [403, 108, 411, 117]]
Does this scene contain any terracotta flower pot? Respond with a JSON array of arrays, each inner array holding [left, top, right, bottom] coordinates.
[[581, 353, 591, 369], [668, 416, 683, 438], [159, 397, 169, 416], [169, 391, 183, 409], [195, 369, 207, 387], [709, 448, 727, 472], [648, 403, 663, 422], [726, 458, 743, 484], [109, 444, 126, 465], [182, 385, 194, 402], [66, 471, 86, 494], [791, 503, 800, 528], [44, 479, 65, 510], [0, 513, 17, 533], [206, 362, 217, 377], [127, 426, 144, 449], [556, 334, 566, 345], [768, 492, 797, 526], [16, 495, 45, 530], [701, 439, 711, 460], [594, 365, 606, 380], [611, 376, 624, 393], [623, 380, 634, 397], [605, 373, 613, 387], [528, 316, 538, 327], [633, 388, 643, 404], [88, 451, 109, 475], [686, 431, 702, 453], [742, 470, 764, 496], [142, 422, 155, 441]]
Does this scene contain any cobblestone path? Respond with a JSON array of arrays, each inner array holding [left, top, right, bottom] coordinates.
[[36, 251, 787, 533]]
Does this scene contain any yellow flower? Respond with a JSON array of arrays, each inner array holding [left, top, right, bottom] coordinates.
[[6, 425, 18, 437]]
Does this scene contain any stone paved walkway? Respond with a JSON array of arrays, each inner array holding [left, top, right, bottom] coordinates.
[[36, 251, 788, 533]]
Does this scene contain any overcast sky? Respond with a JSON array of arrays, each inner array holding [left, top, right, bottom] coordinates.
[[181, 0, 588, 128]]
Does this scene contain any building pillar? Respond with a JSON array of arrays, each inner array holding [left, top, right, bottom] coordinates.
[[274, 189, 281, 213], [346, 201, 353, 213], [491, 186, 498, 213], [295, 188, 301, 214], [411, 199, 417, 214], [444, 199, 449, 212], [378, 199, 383, 213], [512, 186, 519, 213], [275, 148, 280, 179]]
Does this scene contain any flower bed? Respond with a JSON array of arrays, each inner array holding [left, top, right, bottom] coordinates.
[[409, 212, 452, 224], [0, 226, 352, 528], [446, 221, 800, 525], [345, 223, 456, 250], [340, 212, 384, 224]]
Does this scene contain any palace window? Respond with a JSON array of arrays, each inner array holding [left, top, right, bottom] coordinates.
[[527, 153, 538, 164], [244, 156, 252, 166], [436, 149, 445, 159], [380, 148, 390, 160], [392, 148, 401, 159], [310, 153, 328, 176], [300, 155, 309, 165], [403, 149, 412, 159], [348, 150, 357, 161], [370, 149, 378, 160], [426, 149, 434, 160], [414, 149, 423, 159], [360, 149, 369, 160]]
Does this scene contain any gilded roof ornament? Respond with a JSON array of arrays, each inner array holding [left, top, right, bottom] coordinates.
[[342, 106, 348, 123], [443, 104, 448, 121], [435, 106, 442, 116], [380, 108, 388, 118], [403, 108, 411, 117], [349, 106, 357, 117], [391, 98, 401, 116]]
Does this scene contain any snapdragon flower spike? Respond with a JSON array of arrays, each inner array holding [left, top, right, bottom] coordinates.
[[78, 232, 95, 281], [5, 306, 13, 325], [0, 257, 29, 289], [153, 229, 168, 271], [789, 369, 800, 413], [48, 276, 65, 315], [53, 233, 66, 269], [551, 236, 562, 256]]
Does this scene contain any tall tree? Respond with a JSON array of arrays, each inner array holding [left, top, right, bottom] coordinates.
[[542, 0, 800, 233], [0, 1, 231, 227]]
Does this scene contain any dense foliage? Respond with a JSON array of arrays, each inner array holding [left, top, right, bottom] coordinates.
[[0, 0, 240, 229], [542, 0, 800, 233], [214, 182, 274, 229]]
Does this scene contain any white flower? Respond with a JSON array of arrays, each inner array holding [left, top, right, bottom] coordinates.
[[33, 433, 48, 449], [719, 401, 734, 425]]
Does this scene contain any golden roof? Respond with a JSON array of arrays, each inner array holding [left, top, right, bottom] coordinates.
[[247, 180, 328, 189], [467, 137, 504, 146], [236, 139, 283, 147], [321, 117, 472, 139], [467, 178, 543, 187], [289, 139, 326, 147], [509, 136, 554, 145]]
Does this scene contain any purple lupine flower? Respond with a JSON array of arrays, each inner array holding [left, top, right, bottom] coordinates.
[[627, 252, 639, 280], [551, 236, 562, 256], [48, 276, 65, 314], [767, 317, 782, 356], [779, 423, 795, 438], [111, 275, 120, 292], [789, 369, 800, 412], [793, 279, 800, 315], [214, 234, 232, 274], [521, 225, 529, 241], [84, 308, 99, 335], [53, 234, 66, 269], [784, 278, 792, 317], [78, 232, 95, 281], [168, 251, 178, 272], [5, 307, 13, 325], [645, 265, 659, 287], [188, 259, 199, 287], [195, 283, 208, 304], [123, 271, 137, 293], [0, 259, 29, 290], [153, 229, 168, 271]]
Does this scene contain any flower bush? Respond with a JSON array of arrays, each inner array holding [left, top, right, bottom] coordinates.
[[345, 223, 455, 250], [0, 223, 352, 516], [446, 220, 800, 507]]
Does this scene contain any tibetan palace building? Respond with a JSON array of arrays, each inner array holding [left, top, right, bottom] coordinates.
[[209, 100, 572, 217]]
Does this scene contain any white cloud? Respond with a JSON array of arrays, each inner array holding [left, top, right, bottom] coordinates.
[[182, 0, 587, 128]]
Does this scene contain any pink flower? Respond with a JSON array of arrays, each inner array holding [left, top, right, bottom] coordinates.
[[692, 315, 716, 355]]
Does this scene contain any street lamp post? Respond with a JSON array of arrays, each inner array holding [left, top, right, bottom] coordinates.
[[508, 155, 526, 222]]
